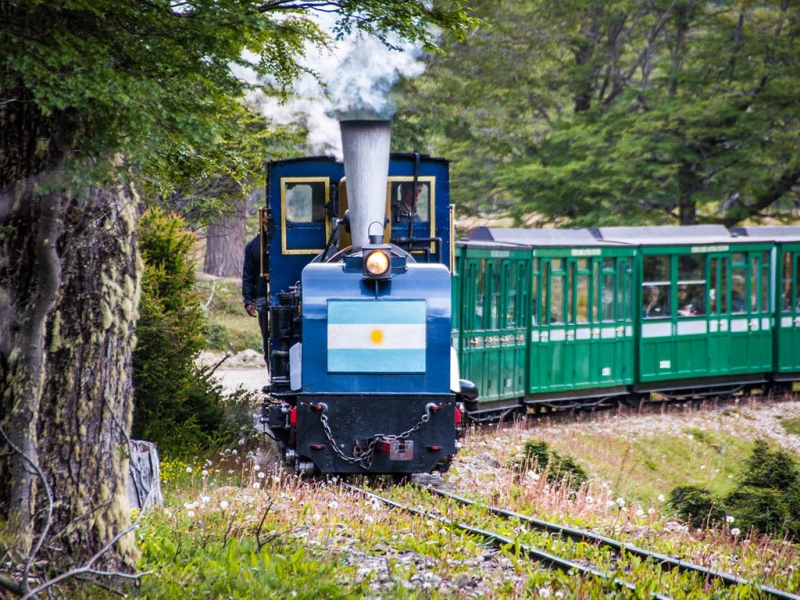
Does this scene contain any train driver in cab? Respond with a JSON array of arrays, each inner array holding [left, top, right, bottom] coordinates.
[[392, 183, 423, 222]]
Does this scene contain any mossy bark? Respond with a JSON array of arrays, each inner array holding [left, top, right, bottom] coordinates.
[[0, 180, 142, 573]]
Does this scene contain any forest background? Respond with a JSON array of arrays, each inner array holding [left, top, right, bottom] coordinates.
[[2, 0, 800, 597]]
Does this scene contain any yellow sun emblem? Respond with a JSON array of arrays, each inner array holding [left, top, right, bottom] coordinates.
[[370, 328, 384, 345]]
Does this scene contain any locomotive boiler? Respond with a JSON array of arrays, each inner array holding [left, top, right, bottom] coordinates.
[[261, 120, 474, 476]]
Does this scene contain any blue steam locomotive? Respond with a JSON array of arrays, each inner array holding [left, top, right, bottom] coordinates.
[[260, 121, 474, 476]]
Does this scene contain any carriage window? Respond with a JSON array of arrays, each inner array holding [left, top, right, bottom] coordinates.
[[474, 260, 485, 330], [490, 263, 501, 330], [592, 262, 600, 321], [506, 263, 517, 328], [551, 274, 565, 324], [731, 267, 747, 314], [285, 181, 326, 223], [643, 256, 670, 318], [783, 254, 793, 312], [643, 255, 669, 282], [622, 258, 634, 321], [541, 262, 550, 325], [761, 253, 770, 313], [577, 273, 589, 324], [602, 274, 615, 321], [677, 255, 706, 317]]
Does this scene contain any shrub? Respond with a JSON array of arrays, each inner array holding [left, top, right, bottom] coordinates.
[[133, 208, 239, 454], [668, 486, 726, 528], [725, 487, 790, 537], [738, 438, 799, 490], [515, 440, 588, 489]]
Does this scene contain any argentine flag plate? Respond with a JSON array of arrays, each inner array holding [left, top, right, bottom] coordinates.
[[327, 300, 426, 373]]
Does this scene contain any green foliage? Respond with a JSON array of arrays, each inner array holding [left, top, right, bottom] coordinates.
[[668, 485, 725, 529], [395, 0, 800, 225], [516, 440, 588, 489], [136, 511, 364, 599], [669, 439, 800, 539], [780, 416, 800, 436], [134, 207, 255, 454]]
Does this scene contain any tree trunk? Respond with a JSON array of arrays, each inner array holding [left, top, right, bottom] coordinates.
[[203, 198, 246, 278], [0, 181, 141, 575]]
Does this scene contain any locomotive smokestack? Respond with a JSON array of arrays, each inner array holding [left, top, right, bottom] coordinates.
[[339, 120, 391, 251]]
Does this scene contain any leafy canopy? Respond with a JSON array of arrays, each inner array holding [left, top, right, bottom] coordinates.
[[2, 0, 476, 184]]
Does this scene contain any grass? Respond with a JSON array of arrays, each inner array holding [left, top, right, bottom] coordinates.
[[86, 399, 800, 599]]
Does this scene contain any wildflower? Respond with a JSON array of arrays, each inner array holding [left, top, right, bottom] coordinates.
[[253, 482, 260, 489], [635, 509, 644, 517], [731, 528, 741, 537], [726, 515, 735, 524], [272, 475, 281, 485], [220, 500, 229, 510], [616, 497, 625, 507], [257, 471, 266, 479], [657, 494, 665, 502], [201, 496, 210, 504], [538, 587, 551, 598], [328, 501, 339, 510], [526, 471, 540, 481], [187, 510, 195, 518], [313, 513, 321, 522], [648, 508, 655, 515], [364, 515, 373, 524], [201, 469, 209, 477], [586, 496, 594, 504], [186, 466, 193, 474]]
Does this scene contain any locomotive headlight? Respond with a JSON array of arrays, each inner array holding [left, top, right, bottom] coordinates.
[[364, 249, 391, 277]]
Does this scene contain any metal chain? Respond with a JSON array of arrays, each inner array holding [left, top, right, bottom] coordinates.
[[317, 403, 435, 470]]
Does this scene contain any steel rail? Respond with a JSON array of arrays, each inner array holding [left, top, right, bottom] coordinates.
[[342, 482, 673, 600], [426, 486, 800, 600]]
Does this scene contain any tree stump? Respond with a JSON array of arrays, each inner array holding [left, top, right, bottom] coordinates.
[[128, 440, 164, 509]]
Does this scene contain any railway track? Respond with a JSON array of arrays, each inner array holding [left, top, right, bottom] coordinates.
[[342, 481, 800, 600]]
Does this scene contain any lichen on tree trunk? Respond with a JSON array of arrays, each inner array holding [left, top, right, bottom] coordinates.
[[0, 181, 142, 574]]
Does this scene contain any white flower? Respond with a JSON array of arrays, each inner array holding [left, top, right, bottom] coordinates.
[[187, 510, 195, 518], [220, 500, 229, 510], [731, 528, 741, 537], [726, 515, 735, 524], [202, 469, 209, 477], [526, 471, 540, 481], [635, 509, 644, 517], [186, 466, 193, 473], [538, 587, 551, 598], [328, 500, 339, 510], [201, 496, 210, 504], [657, 494, 665, 502], [586, 496, 594, 504], [648, 508, 655, 515], [616, 497, 626, 507], [313, 513, 321, 522], [252, 482, 260, 489], [364, 515, 373, 523], [272, 475, 281, 485]]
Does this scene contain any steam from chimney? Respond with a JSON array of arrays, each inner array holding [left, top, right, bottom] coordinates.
[[339, 120, 391, 251], [252, 13, 425, 156]]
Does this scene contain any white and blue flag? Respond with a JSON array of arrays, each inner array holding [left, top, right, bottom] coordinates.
[[327, 300, 427, 373]]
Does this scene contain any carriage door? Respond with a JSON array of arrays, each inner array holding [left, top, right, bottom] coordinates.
[[498, 258, 528, 400], [461, 257, 487, 398], [778, 246, 800, 374], [706, 254, 731, 375], [281, 178, 330, 255]]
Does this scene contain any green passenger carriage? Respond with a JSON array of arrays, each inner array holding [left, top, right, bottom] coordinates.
[[594, 226, 774, 397], [731, 227, 800, 386], [453, 228, 637, 420]]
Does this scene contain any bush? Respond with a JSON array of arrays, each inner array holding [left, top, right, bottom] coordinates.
[[133, 208, 246, 454], [515, 440, 588, 489], [725, 487, 790, 537], [668, 486, 726, 528]]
